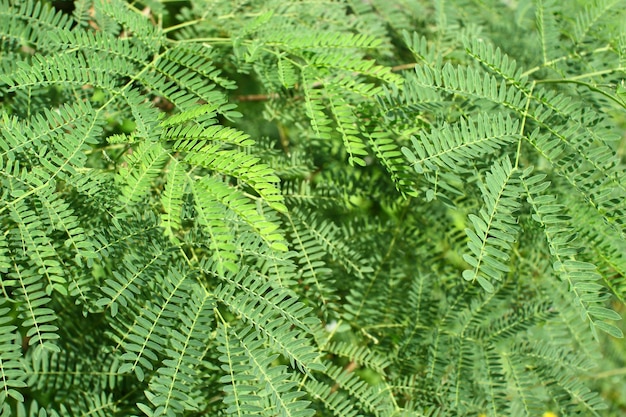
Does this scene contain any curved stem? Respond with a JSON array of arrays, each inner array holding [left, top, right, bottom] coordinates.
[[536, 78, 626, 110]]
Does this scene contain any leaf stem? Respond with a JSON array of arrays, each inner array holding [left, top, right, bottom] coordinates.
[[515, 81, 535, 169], [520, 45, 613, 78], [163, 18, 206, 34], [536, 78, 626, 110]]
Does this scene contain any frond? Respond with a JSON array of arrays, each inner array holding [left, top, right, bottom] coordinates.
[[402, 31, 440, 69], [284, 210, 339, 317], [1, 0, 624, 415], [526, 95, 626, 237], [326, 89, 368, 167], [191, 177, 239, 274], [71, 0, 92, 28], [140, 284, 214, 417], [540, 276, 604, 361], [235, 227, 300, 289], [117, 140, 169, 210], [397, 270, 437, 357], [476, 342, 507, 416], [449, 335, 481, 411], [265, 30, 383, 52], [0, 234, 8, 273], [462, 157, 522, 292], [503, 352, 546, 416], [334, 76, 384, 99], [164, 116, 255, 149], [402, 114, 519, 175], [412, 63, 527, 110], [2, 52, 119, 100], [94, 0, 162, 53], [310, 53, 403, 86], [324, 364, 398, 416], [368, 131, 416, 197], [512, 340, 596, 375], [25, 344, 123, 406], [194, 175, 286, 252], [473, 301, 556, 342], [465, 39, 529, 90], [15, 400, 62, 417], [0, 299, 27, 407], [217, 323, 316, 417], [0, 102, 102, 184], [289, 208, 373, 282], [571, 199, 626, 303], [64, 392, 118, 417], [377, 72, 446, 123], [147, 58, 233, 115], [5, 261, 59, 356], [216, 321, 265, 416], [275, 53, 300, 89], [303, 378, 359, 417], [91, 211, 163, 260], [326, 342, 391, 375], [8, 199, 66, 295], [160, 159, 188, 242], [0, 0, 72, 50], [534, 0, 562, 65], [33, 194, 97, 305], [47, 28, 150, 67], [301, 69, 333, 140], [184, 147, 287, 215], [546, 375, 607, 416], [96, 241, 171, 317], [521, 169, 622, 338], [116, 265, 194, 382], [367, 0, 417, 34], [163, 43, 237, 91], [572, 0, 625, 45], [212, 265, 324, 375], [342, 0, 392, 43]]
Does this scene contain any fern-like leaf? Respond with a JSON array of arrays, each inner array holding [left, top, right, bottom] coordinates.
[[97, 243, 170, 317], [116, 265, 193, 382], [160, 159, 187, 242], [0, 299, 27, 407], [368, 131, 416, 197], [572, 0, 623, 45], [140, 284, 214, 417], [521, 169, 623, 338], [463, 157, 521, 292], [7, 262, 59, 357], [535, 0, 562, 65], [213, 265, 324, 375], [8, 200, 66, 295], [216, 321, 264, 416], [326, 90, 368, 167], [117, 141, 169, 210], [324, 364, 397, 416], [221, 324, 315, 417], [402, 114, 519, 175]]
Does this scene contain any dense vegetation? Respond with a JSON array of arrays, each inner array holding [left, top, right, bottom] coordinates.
[[1, 0, 625, 416]]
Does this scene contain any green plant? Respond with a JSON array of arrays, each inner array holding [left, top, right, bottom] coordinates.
[[1, 0, 625, 415]]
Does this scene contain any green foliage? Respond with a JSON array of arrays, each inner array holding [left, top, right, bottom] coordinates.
[[0, 0, 625, 416]]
